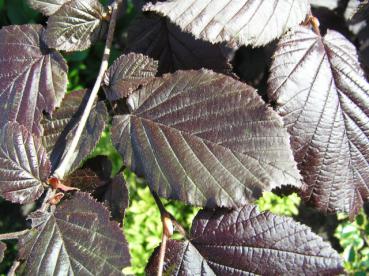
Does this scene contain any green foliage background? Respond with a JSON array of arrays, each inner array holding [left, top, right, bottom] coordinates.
[[0, 1, 368, 275]]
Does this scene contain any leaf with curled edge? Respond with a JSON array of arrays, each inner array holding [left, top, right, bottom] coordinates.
[[103, 53, 158, 101], [0, 122, 50, 204], [0, 24, 68, 136], [268, 26, 369, 216], [27, 0, 71, 16], [45, 0, 108, 52], [112, 69, 300, 208], [0, 242, 6, 264], [125, 14, 234, 75], [143, 0, 310, 47], [19, 192, 130, 275], [41, 89, 108, 176], [146, 205, 343, 275]]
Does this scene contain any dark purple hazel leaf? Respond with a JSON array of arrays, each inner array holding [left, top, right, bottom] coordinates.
[[0, 24, 68, 136], [0, 122, 50, 204], [27, 0, 71, 16], [41, 89, 108, 175], [45, 0, 108, 52], [103, 53, 158, 101], [0, 242, 6, 263], [350, 0, 369, 24], [143, 0, 309, 47], [268, 26, 369, 216], [147, 205, 343, 275], [125, 14, 234, 75], [112, 69, 301, 208], [19, 192, 130, 275]]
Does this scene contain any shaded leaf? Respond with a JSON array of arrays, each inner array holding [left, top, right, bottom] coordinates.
[[268, 26, 369, 216], [27, 0, 71, 16], [310, 0, 340, 10], [19, 192, 130, 275], [103, 53, 158, 101], [143, 0, 310, 47], [0, 122, 50, 204], [0, 24, 68, 136], [350, 0, 369, 24], [45, 0, 108, 51], [41, 89, 108, 175], [125, 14, 234, 75], [112, 69, 300, 208], [0, 242, 6, 263], [147, 205, 343, 275]]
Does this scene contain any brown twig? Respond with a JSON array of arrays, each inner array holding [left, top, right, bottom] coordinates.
[[0, 230, 29, 241]]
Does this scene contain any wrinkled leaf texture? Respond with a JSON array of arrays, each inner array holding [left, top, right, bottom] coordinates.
[[27, 0, 71, 16], [103, 53, 158, 101], [46, 0, 107, 51], [19, 192, 130, 275], [147, 205, 343, 275], [125, 14, 234, 75], [112, 69, 300, 208], [144, 0, 310, 47], [0, 242, 6, 263], [268, 26, 369, 216], [42, 89, 108, 175], [0, 24, 68, 136], [0, 122, 50, 204]]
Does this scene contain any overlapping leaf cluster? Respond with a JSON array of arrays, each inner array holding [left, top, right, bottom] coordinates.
[[1, 0, 369, 274]]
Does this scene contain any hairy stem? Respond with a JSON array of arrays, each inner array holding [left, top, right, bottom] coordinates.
[[53, 0, 123, 180], [0, 230, 29, 241]]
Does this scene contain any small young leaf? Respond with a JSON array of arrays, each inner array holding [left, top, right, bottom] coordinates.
[[19, 192, 130, 275], [103, 53, 158, 101], [41, 90, 108, 175], [45, 0, 108, 51], [0, 241, 6, 263], [112, 69, 300, 208], [27, 0, 71, 16], [268, 26, 369, 216], [0, 24, 68, 136], [0, 122, 50, 204], [143, 0, 310, 47], [125, 14, 234, 75], [147, 205, 343, 275]]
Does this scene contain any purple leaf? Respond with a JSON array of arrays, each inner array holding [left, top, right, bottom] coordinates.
[[0, 122, 50, 204], [268, 26, 369, 216], [27, 0, 71, 16], [0, 24, 68, 136], [112, 69, 300, 208], [19, 192, 130, 275]]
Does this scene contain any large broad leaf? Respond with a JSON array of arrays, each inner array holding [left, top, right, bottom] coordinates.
[[45, 0, 108, 52], [103, 53, 158, 101], [147, 205, 343, 275], [41, 89, 108, 175], [0, 122, 50, 204], [0, 242, 5, 263], [19, 192, 130, 275], [143, 0, 310, 47], [27, 0, 71, 16], [0, 24, 68, 136], [125, 14, 234, 75], [268, 26, 369, 216], [112, 69, 300, 208]]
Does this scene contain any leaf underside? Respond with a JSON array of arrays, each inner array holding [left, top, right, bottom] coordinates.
[[19, 192, 130, 275], [147, 205, 343, 275], [103, 53, 159, 101], [143, 0, 310, 47], [45, 0, 107, 51], [0, 242, 6, 263], [0, 24, 68, 136], [125, 14, 234, 75], [112, 69, 300, 208], [0, 122, 50, 204], [27, 0, 71, 16], [268, 26, 369, 216], [42, 89, 108, 176]]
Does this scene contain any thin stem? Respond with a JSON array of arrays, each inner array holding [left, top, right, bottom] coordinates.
[[0, 230, 29, 241], [157, 233, 168, 276], [53, 0, 123, 180], [7, 260, 20, 276]]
